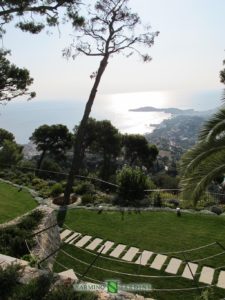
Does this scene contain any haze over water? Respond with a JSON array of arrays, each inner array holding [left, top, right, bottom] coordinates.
[[0, 89, 222, 144]]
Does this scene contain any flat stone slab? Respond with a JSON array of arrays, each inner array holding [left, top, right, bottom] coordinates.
[[75, 235, 92, 247], [60, 229, 72, 240], [217, 271, 225, 289], [199, 266, 215, 285], [121, 247, 139, 262], [182, 263, 198, 279], [0, 254, 28, 268], [86, 238, 103, 251], [69, 233, 82, 244], [64, 232, 81, 244], [165, 258, 182, 274], [135, 250, 154, 266], [58, 269, 78, 281], [109, 244, 126, 258], [97, 241, 114, 254], [150, 254, 167, 270]]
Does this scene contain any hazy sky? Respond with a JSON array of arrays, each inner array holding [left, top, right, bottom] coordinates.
[[2, 0, 225, 104]]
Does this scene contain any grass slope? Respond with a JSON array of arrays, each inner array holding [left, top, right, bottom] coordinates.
[[0, 181, 37, 224], [54, 209, 225, 299]]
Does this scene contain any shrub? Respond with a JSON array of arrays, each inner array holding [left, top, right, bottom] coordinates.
[[211, 206, 223, 215], [116, 166, 154, 206], [168, 199, 180, 208], [50, 183, 63, 197], [74, 181, 95, 195], [31, 177, 50, 197], [12, 274, 52, 300], [81, 193, 96, 205], [0, 210, 43, 257], [95, 193, 112, 204], [0, 264, 21, 300], [153, 193, 162, 207]]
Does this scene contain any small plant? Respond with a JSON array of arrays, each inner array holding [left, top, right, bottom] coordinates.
[[21, 254, 38, 267], [153, 193, 162, 207], [50, 183, 63, 197], [211, 206, 223, 215], [73, 181, 95, 195], [81, 193, 96, 205]]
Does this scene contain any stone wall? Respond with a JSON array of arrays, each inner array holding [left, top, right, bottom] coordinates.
[[31, 206, 61, 270]]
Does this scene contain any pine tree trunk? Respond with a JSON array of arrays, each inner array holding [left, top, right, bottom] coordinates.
[[37, 149, 46, 170], [64, 55, 109, 204]]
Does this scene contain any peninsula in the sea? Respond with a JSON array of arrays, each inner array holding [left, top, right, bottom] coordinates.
[[129, 106, 216, 116]]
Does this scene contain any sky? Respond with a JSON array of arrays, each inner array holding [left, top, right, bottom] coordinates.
[[2, 0, 225, 104]]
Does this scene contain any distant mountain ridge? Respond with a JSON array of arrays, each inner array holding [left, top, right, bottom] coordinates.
[[129, 106, 216, 116]]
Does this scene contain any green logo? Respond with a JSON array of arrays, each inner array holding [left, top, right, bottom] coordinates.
[[107, 281, 118, 293]]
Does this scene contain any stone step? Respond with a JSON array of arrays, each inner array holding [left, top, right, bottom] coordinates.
[[182, 262, 198, 280], [121, 247, 139, 262], [60, 229, 72, 240], [58, 269, 78, 281], [0, 254, 28, 268], [98, 241, 114, 254], [217, 270, 225, 289], [199, 266, 215, 285], [64, 232, 81, 244], [135, 250, 154, 266], [109, 244, 126, 258], [75, 235, 92, 247], [86, 238, 103, 251], [150, 254, 167, 270], [165, 258, 182, 274]]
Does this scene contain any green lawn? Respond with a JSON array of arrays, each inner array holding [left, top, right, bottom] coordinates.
[[54, 209, 225, 300], [0, 181, 37, 224]]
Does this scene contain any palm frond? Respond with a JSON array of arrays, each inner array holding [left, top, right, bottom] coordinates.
[[180, 152, 225, 204], [180, 138, 225, 175], [199, 107, 225, 141]]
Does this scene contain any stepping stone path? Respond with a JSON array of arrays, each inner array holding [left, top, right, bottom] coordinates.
[[165, 258, 182, 274], [182, 262, 198, 279], [135, 250, 153, 266], [217, 271, 225, 289], [64, 232, 81, 244], [150, 254, 167, 270], [60, 229, 72, 240], [122, 247, 139, 262], [75, 235, 92, 247], [86, 238, 103, 251], [98, 241, 114, 254], [59, 229, 225, 290], [199, 266, 215, 285], [110, 244, 126, 258]]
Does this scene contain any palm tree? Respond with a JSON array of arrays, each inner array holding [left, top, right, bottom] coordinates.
[[180, 60, 225, 204]]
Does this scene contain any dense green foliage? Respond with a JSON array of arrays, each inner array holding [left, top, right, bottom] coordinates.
[[0, 209, 43, 257], [0, 128, 15, 146], [123, 134, 158, 169], [0, 264, 97, 300], [0, 140, 23, 166], [180, 60, 225, 204], [50, 183, 63, 197], [0, 0, 83, 38], [30, 124, 73, 170], [0, 49, 35, 102], [116, 166, 155, 206]]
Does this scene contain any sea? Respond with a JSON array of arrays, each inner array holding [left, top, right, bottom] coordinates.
[[0, 90, 222, 144]]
